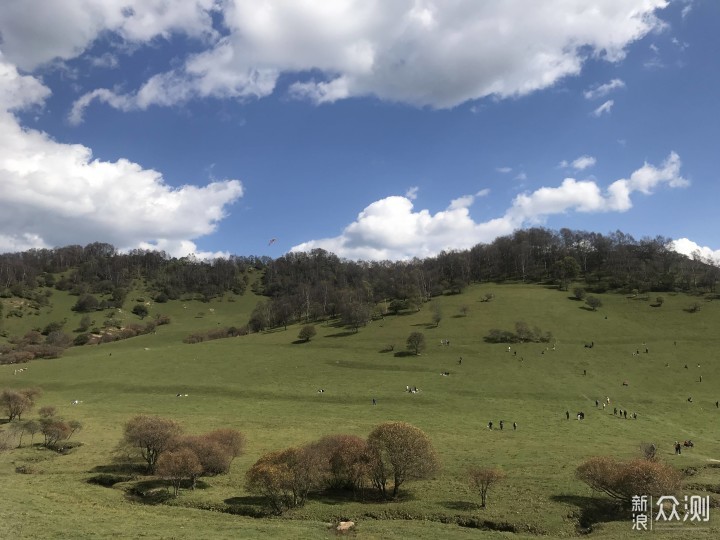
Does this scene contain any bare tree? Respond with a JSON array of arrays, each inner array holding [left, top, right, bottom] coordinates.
[[406, 332, 426, 356], [156, 448, 202, 497], [468, 467, 505, 507], [0, 388, 41, 421], [123, 415, 182, 474]]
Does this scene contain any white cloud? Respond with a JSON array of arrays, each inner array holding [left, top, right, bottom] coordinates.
[[514, 172, 528, 181], [670, 238, 720, 265], [592, 100, 614, 117], [559, 155, 597, 170], [64, 0, 669, 117], [291, 153, 687, 260], [0, 0, 218, 71], [496, 167, 512, 174], [583, 78, 625, 100], [475, 189, 490, 197], [0, 55, 243, 258], [405, 186, 419, 200]]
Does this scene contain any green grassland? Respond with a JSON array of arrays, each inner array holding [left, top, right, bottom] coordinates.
[[1, 284, 719, 539]]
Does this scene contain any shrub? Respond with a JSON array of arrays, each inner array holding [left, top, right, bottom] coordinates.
[[298, 325, 317, 342], [311, 434, 371, 493], [576, 456, 682, 503], [367, 421, 440, 499], [246, 446, 324, 514]]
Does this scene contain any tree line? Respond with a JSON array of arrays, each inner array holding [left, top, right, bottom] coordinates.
[[0, 242, 259, 303]]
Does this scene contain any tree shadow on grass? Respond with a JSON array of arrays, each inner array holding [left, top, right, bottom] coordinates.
[[579, 306, 597, 312], [442, 500, 481, 511], [91, 462, 146, 475], [291, 339, 310, 345], [394, 351, 417, 358], [551, 494, 624, 534], [325, 331, 356, 338]]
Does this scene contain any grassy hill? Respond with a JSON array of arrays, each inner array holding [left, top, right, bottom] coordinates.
[[1, 283, 719, 539]]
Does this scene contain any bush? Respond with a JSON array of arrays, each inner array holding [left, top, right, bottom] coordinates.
[[246, 446, 324, 514], [298, 325, 317, 342], [310, 434, 371, 493], [576, 456, 682, 503], [72, 294, 100, 313], [367, 421, 440, 499]]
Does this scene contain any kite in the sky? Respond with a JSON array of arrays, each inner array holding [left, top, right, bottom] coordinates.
[[268, 238, 277, 246]]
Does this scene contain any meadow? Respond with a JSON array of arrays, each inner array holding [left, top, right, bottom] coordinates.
[[1, 283, 719, 539]]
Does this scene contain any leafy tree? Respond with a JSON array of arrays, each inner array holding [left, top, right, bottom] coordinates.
[[298, 325, 317, 342], [553, 256, 580, 291], [341, 301, 371, 333], [41, 321, 65, 336], [156, 448, 202, 497], [367, 421, 440, 499], [72, 294, 100, 313], [123, 415, 182, 474], [132, 304, 149, 319], [573, 287, 587, 301], [78, 314, 92, 332], [576, 456, 682, 503], [655, 296, 664, 307], [388, 299, 408, 315], [585, 296, 602, 311], [406, 332, 426, 356], [468, 467, 506, 507]]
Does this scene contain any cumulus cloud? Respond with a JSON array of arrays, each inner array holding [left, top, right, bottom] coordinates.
[[560, 155, 597, 170], [592, 100, 614, 117], [291, 153, 687, 260], [0, 0, 218, 71], [405, 186, 419, 200], [66, 0, 669, 118], [670, 238, 720, 265], [583, 78, 625, 100], [0, 55, 243, 257]]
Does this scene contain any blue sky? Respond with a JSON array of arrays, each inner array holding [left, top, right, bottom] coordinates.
[[1, 0, 718, 262]]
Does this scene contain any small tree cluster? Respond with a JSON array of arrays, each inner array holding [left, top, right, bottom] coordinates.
[[0, 387, 42, 421], [246, 422, 439, 514], [1, 330, 71, 363], [585, 296, 602, 311], [122, 416, 245, 496], [576, 456, 682, 503]]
